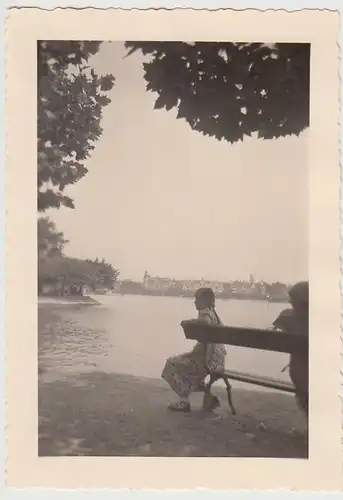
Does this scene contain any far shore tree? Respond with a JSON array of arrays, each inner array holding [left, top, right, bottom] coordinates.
[[38, 217, 69, 258], [125, 42, 310, 143], [38, 41, 115, 211], [38, 216, 119, 295]]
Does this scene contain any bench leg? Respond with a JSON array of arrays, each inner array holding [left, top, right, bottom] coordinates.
[[222, 376, 237, 415], [205, 373, 236, 415]]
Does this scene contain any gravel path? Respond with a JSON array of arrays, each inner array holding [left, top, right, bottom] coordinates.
[[38, 371, 307, 458]]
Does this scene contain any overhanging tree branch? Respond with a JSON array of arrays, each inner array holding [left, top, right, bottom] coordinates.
[[38, 41, 115, 211], [125, 42, 310, 143]]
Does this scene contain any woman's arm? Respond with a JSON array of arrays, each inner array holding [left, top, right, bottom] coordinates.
[[272, 308, 294, 332]]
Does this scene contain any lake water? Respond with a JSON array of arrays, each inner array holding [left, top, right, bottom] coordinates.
[[38, 294, 291, 388]]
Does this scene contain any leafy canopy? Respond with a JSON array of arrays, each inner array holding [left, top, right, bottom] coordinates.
[[125, 42, 310, 143], [38, 41, 115, 211]]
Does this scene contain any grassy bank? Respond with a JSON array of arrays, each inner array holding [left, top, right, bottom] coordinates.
[[39, 371, 307, 458]]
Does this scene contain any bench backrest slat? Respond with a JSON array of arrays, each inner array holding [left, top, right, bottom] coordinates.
[[182, 321, 308, 354]]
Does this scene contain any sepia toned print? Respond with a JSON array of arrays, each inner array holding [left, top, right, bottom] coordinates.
[[6, 8, 341, 490]]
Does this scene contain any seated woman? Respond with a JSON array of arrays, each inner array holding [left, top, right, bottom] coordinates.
[[273, 281, 309, 417], [162, 287, 226, 412]]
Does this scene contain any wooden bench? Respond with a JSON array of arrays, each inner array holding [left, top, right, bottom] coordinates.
[[181, 321, 308, 415]]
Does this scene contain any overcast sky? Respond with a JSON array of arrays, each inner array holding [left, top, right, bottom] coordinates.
[[49, 42, 308, 284]]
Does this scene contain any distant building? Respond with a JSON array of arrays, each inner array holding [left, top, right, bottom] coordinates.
[[143, 271, 173, 291], [259, 280, 267, 298], [142, 272, 224, 294], [179, 280, 200, 293], [200, 280, 224, 294]]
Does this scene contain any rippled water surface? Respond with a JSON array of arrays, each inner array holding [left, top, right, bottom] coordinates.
[[38, 294, 290, 384]]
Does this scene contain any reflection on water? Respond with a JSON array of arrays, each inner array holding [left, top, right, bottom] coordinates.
[[38, 295, 291, 385], [38, 307, 112, 377]]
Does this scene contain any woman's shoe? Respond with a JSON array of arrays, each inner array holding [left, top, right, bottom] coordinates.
[[168, 401, 191, 412], [203, 392, 221, 411], [210, 395, 221, 410]]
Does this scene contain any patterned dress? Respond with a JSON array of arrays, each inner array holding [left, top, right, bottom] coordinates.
[[162, 308, 227, 397]]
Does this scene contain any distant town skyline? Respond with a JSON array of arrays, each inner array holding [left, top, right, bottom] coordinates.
[[118, 270, 293, 286], [49, 42, 308, 285], [115, 269, 291, 302]]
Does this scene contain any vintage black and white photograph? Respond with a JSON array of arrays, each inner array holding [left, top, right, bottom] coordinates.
[[37, 39, 310, 458], [6, 7, 341, 491]]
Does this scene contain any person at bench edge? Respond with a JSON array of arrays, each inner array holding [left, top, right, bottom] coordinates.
[[162, 287, 227, 412], [272, 281, 309, 417]]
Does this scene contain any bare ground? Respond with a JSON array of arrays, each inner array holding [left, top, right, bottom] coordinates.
[[38, 371, 308, 458]]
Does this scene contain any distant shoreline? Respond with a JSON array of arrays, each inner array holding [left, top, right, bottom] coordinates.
[[38, 295, 101, 306], [112, 290, 289, 304], [38, 293, 288, 306]]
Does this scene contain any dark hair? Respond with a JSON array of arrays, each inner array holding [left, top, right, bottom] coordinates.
[[196, 287, 221, 323], [289, 281, 309, 305], [196, 287, 215, 305]]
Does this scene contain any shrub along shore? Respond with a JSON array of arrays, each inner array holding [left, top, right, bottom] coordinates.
[[38, 295, 100, 306]]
